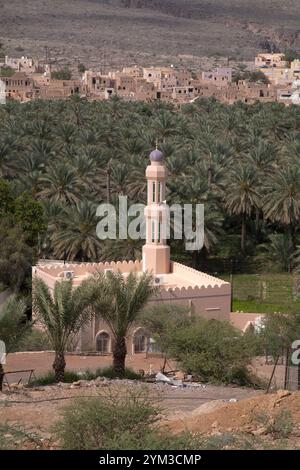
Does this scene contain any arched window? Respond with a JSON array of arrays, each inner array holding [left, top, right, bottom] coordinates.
[[96, 332, 110, 354], [158, 182, 161, 202], [151, 220, 156, 242], [152, 182, 156, 203], [133, 329, 149, 354]]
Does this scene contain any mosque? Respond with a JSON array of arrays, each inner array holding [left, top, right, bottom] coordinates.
[[33, 148, 231, 354]]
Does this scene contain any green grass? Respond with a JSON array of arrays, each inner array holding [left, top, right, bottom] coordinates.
[[233, 300, 293, 314], [31, 367, 143, 386], [225, 273, 300, 313]]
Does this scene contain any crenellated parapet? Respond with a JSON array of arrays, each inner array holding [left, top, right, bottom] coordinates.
[[157, 283, 231, 301], [170, 261, 229, 287], [35, 259, 143, 278]]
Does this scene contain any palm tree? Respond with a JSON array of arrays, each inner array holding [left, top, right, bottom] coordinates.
[[50, 200, 102, 261], [225, 164, 260, 253], [263, 167, 300, 249], [151, 110, 180, 142], [246, 140, 276, 174], [0, 219, 36, 292], [32, 277, 93, 382], [54, 122, 77, 149], [0, 296, 29, 391], [111, 162, 129, 196], [256, 233, 295, 273], [245, 139, 276, 236], [88, 271, 156, 376], [38, 162, 82, 204], [101, 237, 143, 262], [0, 142, 9, 174]]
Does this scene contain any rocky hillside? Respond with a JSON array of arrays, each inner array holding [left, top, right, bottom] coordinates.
[[0, 0, 299, 70]]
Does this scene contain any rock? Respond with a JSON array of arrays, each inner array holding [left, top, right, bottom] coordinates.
[[101, 378, 110, 387], [9, 383, 23, 390], [244, 425, 253, 431], [276, 390, 291, 399], [174, 371, 185, 381], [211, 421, 219, 428], [9, 383, 19, 389], [251, 427, 267, 436], [71, 380, 85, 387], [274, 389, 291, 406], [94, 376, 107, 383]]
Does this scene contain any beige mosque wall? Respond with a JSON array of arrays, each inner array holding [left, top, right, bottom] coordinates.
[[32, 146, 231, 355]]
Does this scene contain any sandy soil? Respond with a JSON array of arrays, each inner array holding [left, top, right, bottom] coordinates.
[[4, 351, 173, 382], [4, 352, 288, 389], [0, 352, 262, 442], [0, 381, 261, 439], [3, 351, 299, 450], [167, 389, 300, 438]]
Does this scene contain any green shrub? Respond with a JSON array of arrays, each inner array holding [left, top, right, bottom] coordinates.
[[13, 328, 52, 352], [31, 367, 142, 386], [0, 424, 43, 450], [31, 370, 81, 386], [224, 366, 265, 388], [0, 65, 15, 77], [54, 387, 160, 449], [54, 387, 210, 450], [51, 68, 72, 80], [95, 366, 142, 380], [54, 388, 295, 450], [257, 409, 294, 439], [168, 318, 259, 386]]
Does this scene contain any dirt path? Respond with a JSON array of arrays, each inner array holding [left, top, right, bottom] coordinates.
[[0, 380, 261, 439]]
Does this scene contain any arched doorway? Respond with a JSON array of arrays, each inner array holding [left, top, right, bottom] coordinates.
[[96, 331, 110, 354], [133, 328, 149, 354]]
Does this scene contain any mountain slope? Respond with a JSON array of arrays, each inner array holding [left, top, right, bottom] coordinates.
[[0, 0, 299, 69]]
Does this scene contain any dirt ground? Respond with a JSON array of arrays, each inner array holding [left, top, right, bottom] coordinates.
[[3, 352, 300, 449], [5, 351, 173, 383], [0, 381, 262, 440], [4, 351, 288, 390], [166, 389, 300, 446], [1, 0, 300, 71], [1, 352, 263, 443]]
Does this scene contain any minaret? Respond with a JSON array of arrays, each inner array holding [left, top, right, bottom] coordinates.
[[142, 146, 170, 275]]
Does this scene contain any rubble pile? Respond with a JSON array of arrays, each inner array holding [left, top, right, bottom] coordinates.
[[167, 389, 300, 438]]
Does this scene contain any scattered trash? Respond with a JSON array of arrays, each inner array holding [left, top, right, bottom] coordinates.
[[155, 372, 172, 384], [155, 372, 207, 389], [185, 383, 206, 389]]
